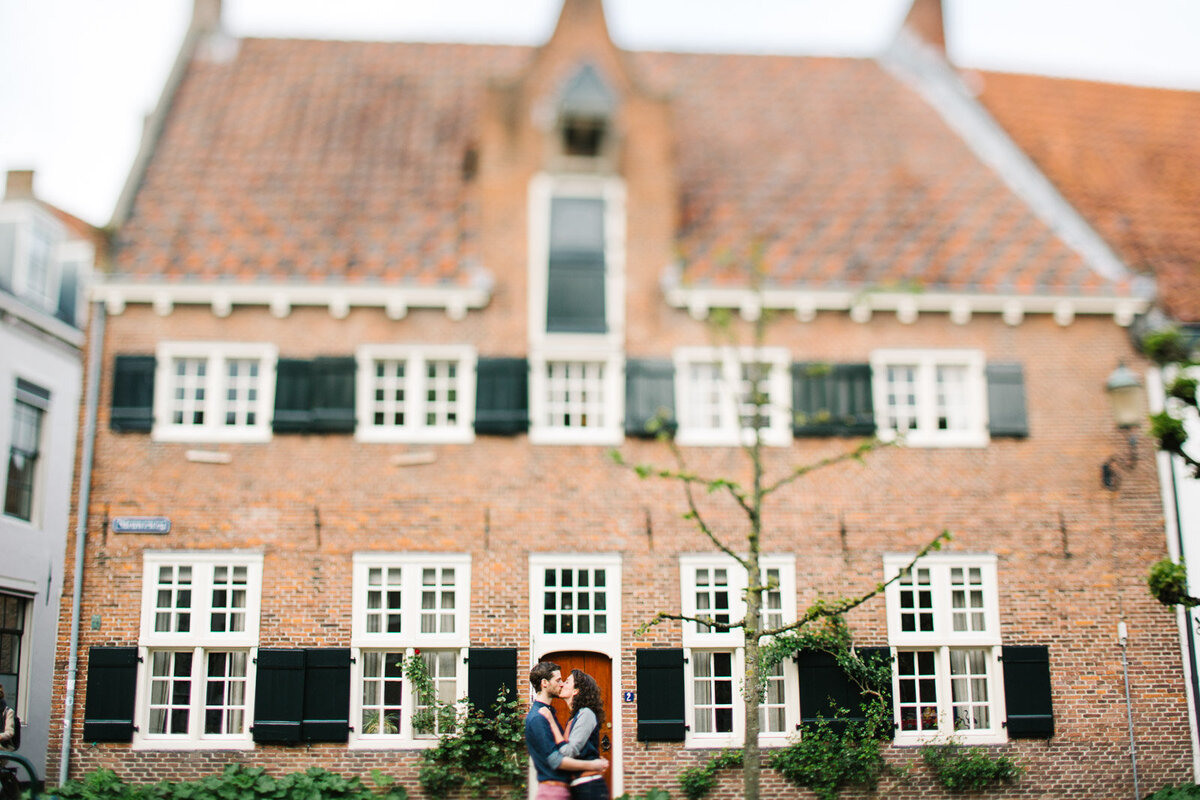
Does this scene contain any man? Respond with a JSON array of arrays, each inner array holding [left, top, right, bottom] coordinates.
[[525, 661, 608, 799]]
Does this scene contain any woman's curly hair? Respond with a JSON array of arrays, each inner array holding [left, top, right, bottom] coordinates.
[[569, 668, 604, 728]]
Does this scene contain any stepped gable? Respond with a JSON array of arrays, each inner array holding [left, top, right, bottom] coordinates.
[[975, 71, 1200, 320]]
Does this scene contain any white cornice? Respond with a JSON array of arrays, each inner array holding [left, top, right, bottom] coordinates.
[[91, 279, 492, 320], [0, 289, 85, 348], [661, 282, 1149, 328]]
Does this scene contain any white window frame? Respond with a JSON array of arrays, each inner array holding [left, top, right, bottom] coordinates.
[[870, 349, 988, 448], [355, 345, 476, 444], [134, 551, 264, 750], [0, 203, 65, 316], [674, 347, 791, 448], [527, 174, 626, 446], [883, 553, 1006, 745], [528, 351, 624, 445], [152, 342, 278, 443], [350, 553, 471, 749], [679, 554, 798, 747], [529, 553, 622, 658]]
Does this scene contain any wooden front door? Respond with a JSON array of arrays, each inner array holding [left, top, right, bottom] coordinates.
[[543, 651, 614, 797]]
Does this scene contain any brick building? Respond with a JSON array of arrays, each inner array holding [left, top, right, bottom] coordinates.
[[966, 66, 1200, 776], [49, 0, 1193, 796]]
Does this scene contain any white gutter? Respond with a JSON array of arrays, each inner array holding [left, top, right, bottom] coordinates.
[[59, 301, 104, 785]]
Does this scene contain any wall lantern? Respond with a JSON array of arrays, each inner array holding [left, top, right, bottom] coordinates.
[[1102, 362, 1146, 490]]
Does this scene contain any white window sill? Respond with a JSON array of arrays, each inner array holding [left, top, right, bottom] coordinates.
[[348, 737, 441, 751], [676, 429, 791, 448], [132, 737, 255, 751], [892, 730, 1008, 747], [529, 427, 623, 446], [356, 427, 475, 445], [151, 427, 272, 444], [879, 429, 989, 449], [685, 734, 741, 749]]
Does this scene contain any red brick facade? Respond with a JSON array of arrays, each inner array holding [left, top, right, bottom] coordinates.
[[48, 1, 1191, 797]]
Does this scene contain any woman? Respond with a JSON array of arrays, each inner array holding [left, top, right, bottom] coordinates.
[[540, 669, 608, 800]]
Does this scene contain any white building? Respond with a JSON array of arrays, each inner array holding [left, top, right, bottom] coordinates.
[[0, 169, 95, 780]]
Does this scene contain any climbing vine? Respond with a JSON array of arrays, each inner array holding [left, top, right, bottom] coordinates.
[[920, 742, 1023, 791], [402, 653, 527, 799]]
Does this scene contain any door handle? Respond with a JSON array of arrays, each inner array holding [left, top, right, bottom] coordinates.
[[601, 734, 611, 751]]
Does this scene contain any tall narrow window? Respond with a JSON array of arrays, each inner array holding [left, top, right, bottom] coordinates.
[[546, 198, 606, 333], [137, 553, 263, 749], [884, 553, 1005, 744], [351, 554, 470, 747], [0, 594, 27, 708], [680, 554, 797, 746], [5, 380, 48, 522]]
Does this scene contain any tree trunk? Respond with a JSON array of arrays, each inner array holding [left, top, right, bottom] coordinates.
[[743, 623, 762, 800]]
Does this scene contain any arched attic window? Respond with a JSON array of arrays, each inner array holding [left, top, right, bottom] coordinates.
[[557, 64, 615, 159]]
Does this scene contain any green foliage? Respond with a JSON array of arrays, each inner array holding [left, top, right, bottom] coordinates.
[[406, 654, 526, 799], [1142, 327, 1192, 366], [677, 750, 743, 799], [1152, 411, 1191, 456], [54, 765, 409, 800], [614, 791, 671, 800], [920, 742, 1023, 791], [1144, 784, 1200, 799], [768, 716, 888, 800], [1148, 558, 1200, 608]]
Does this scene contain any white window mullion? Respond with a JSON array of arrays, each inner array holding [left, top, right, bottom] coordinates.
[[189, 645, 205, 740]]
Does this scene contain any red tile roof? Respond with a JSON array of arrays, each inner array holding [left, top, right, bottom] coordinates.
[[112, 37, 1136, 302], [975, 71, 1200, 321]]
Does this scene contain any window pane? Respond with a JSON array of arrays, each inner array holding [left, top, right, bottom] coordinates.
[[361, 651, 404, 735], [949, 649, 991, 731], [896, 649, 939, 732], [4, 398, 44, 521], [543, 361, 605, 429]]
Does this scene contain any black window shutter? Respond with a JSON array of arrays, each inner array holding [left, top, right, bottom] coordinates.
[[796, 647, 890, 735], [273, 358, 313, 433], [625, 359, 676, 438], [302, 648, 351, 742], [792, 363, 875, 437], [1002, 645, 1054, 738], [546, 197, 606, 333], [252, 648, 305, 743], [474, 358, 529, 435], [82, 646, 139, 742], [311, 357, 356, 433], [111, 355, 156, 432], [467, 648, 518, 713], [636, 648, 686, 741], [987, 363, 1029, 438]]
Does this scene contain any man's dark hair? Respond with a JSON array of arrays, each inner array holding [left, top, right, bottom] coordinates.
[[529, 660, 560, 692]]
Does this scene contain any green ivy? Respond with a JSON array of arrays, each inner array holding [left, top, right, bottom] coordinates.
[[677, 750, 743, 800], [402, 655, 527, 799], [1145, 784, 1200, 799], [920, 742, 1023, 791], [1149, 558, 1200, 608], [768, 715, 888, 800], [54, 765, 409, 800], [614, 791, 671, 800]]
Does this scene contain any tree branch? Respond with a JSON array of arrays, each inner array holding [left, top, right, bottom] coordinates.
[[635, 611, 747, 636], [761, 437, 890, 497], [758, 529, 952, 638]]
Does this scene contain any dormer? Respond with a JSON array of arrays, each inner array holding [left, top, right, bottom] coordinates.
[[552, 64, 619, 171], [0, 170, 95, 330]]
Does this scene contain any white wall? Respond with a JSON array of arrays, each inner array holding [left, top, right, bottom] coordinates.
[[0, 312, 83, 779]]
